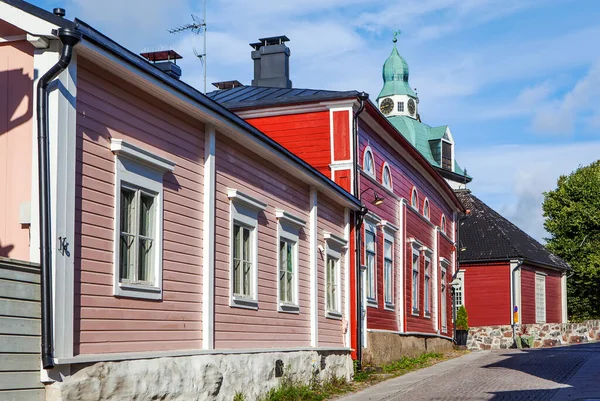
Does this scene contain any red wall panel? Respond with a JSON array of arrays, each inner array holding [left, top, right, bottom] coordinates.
[[333, 110, 350, 161], [333, 169, 351, 192], [521, 265, 563, 324], [463, 262, 511, 327]]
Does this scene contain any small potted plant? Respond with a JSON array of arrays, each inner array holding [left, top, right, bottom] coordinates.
[[455, 305, 469, 346]]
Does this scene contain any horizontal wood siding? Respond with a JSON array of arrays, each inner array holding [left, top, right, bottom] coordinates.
[[521, 268, 536, 324], [546, 271, 562, 323], [463, 262, 510, 327], [333, 110, 350, 161], [213, 135, 312, 349], [0, 28, 34, 261], [318, 195, 347, 347], [0, 259, 43, 399], [246, 112, 331, 176], [74, 58, 204, 355], [404, 207, 436, 334]]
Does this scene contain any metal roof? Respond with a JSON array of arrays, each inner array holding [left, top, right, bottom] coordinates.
[[455, 190, 570, 271], [206, 86, 359, 109]]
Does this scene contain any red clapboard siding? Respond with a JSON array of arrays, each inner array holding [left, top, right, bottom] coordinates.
[[521, 268, 536, 324], [247, 112, 332, 174], [463, 262, 511, 327], [333, 110, 350, 161], [546, 272, 562, 323], [334, 169, 351, 192], [521, 264, 563, 324], [366, 229, 397, 332]]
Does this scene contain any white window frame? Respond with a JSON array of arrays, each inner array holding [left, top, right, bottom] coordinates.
[[411, 187, 419, 210], [276, 210, 306, 313], [228, 189, 267, 310], [535, 273, 547, 324], [411, 245, 420, 315], [324, 232, 346, 319], [440, 262, 449, 333], [424, 254, 432, 317], [363, 146, 375, 178], [364, 221, 377, 307], [454, 270, 465, 315], [383, 229, 395, 310], [423, 198, 430, 220], [111, 139, 175, 300], [381, 162, 393, 190]]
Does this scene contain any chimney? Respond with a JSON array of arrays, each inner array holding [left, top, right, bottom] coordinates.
[[250, 36, 292, 88], [140, 49, 183, 80]]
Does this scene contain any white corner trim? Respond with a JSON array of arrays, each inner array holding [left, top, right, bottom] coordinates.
[[309, 188, 319, 347], [276, 209, 307, 228], [202, 124, 216, 350], [379, 220, 399, 233], [227, 189, 268, 211], [324, 232, 347, 249], [111, 139, 176, 172]]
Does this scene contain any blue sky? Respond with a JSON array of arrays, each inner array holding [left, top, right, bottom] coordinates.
[[31, 0, 600, 241]]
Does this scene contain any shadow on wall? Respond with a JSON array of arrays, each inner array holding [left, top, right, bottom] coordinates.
[[0, 241, 15, 258], [0, 67, 33, 136], [484, 342, 598, 399]]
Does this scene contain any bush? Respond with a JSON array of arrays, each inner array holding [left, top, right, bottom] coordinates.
[[456, 305, 469, 330]]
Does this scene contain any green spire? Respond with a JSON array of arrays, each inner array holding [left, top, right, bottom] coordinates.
[[377, 31, 416, 99]]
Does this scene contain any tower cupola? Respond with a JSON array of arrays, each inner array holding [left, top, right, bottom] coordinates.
[[377, 32, 419, 119]]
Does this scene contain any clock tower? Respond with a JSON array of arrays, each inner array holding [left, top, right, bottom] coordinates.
[[377, 32, 419, 119]]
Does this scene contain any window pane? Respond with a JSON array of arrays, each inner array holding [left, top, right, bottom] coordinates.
[[120, 188, 135, 234], [119, 187, 135, 281], [139, 193, 155, 237], [233, 225, 241, 294], [384, 240, 392, 259], [120, 234, 134, 280], [138, 238, 153, 283]]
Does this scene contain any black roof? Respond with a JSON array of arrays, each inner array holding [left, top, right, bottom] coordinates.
[[455, 190, 569, 271], [206, 86, 359, 110]]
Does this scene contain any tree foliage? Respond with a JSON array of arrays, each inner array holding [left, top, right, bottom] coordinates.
[[456, 305, 469, 330], [543, 160, 600, 321]]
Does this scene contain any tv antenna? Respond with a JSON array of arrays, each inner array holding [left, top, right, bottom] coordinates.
[[169, 0, 207, 93]]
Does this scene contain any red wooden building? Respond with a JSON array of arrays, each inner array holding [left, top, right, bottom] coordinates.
[[208, 36, 464, 364], [455, 190, 570, 327]]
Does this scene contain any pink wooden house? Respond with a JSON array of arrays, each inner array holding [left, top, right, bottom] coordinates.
[[0, 1, 360, 399]]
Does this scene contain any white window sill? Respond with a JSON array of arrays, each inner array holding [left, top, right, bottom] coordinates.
[[367, 299, 378, 308], [278, 303, 300, 314], [231, 295, 259, 310], [115, 283, 162, 300], [411, 308, 420, 317], [326, 310, 343, 320], [384, 303, 395, 311], [424, 313, 431, 319]]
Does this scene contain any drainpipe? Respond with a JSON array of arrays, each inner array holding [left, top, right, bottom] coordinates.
[[510, 259, 524, 347], [353, 92, 368, 371], [37, 26, 82, 369]]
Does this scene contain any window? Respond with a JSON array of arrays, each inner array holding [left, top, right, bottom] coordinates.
[[365, 225, 377, 304], [324, 232, 346, 319], [442, 141, 452, 170], [276, 210, 305, 313], [440, 265, 448, 333], [454, 271, 464, 315], [441, 215, 447, 234], [536, 273, 546, 323], [111, 139, 176, 300], [424, 256, 431, 316], [423, 199, 430, 220], [384, 239, 393, 307], [363, 147, 375, 177], [228, 189, 268, 309], [412, 246, 420, 314], [398, 102, 404, 112], [411, 188, 418, 209], [382, 163, 392, 189]]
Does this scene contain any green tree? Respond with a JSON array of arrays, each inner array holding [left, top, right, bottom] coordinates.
[[543, 160, 600, 321]]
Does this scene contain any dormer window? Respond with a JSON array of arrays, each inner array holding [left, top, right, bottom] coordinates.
[[398, 102, 404, 112], [363, 147, 375, 177], [442, 141, 452, 170]]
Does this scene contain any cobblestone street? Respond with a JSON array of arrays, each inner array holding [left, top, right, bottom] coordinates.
[[340, 342, 600, 400]]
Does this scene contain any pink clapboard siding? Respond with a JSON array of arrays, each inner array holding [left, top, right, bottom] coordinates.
[[213, 135, 313, 349], [317, 195, 347, 347], [0, 21, 33, 261], [74, 58, 204, 355]]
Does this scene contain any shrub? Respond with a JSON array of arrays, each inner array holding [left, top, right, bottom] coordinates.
[[456, 305, 469, 330]]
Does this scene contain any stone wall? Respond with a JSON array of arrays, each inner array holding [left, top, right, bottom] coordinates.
[[363, 331, 453, 366], [467, 320, 600, 350], [45, 350, 352, 401]]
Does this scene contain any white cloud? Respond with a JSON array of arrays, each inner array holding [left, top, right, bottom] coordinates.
[[459, 141, 600, 242]]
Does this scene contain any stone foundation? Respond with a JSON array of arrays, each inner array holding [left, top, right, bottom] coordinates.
[[362, 331, 453, 366], [45, 349, 352, 401], [467, 320, 600, 350]]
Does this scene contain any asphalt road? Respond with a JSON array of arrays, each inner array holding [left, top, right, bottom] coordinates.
[[340, 342, 600, 400]]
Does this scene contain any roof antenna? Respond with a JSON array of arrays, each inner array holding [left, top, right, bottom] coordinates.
[[169, 0, 207, 93]]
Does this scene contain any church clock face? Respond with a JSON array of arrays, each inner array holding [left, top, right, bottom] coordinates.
[[379, 98, 394, 115], [408, 99, 416, 115]]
